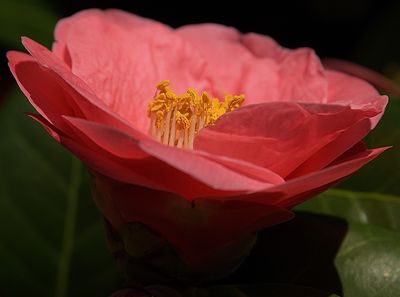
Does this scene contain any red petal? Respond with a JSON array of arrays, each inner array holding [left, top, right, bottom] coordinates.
[[62, 116, 279, 198], [243, 147, 388, 207], [9, 38, 146, 140], [196, 102, 381, 178]]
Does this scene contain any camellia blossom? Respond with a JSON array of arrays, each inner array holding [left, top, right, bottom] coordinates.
[[8, 9, 388, 270]]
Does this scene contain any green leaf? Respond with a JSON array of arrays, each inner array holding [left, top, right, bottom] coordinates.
[[297, 188, 400, 231], [0, 88, 119, 297], [296, 189, 400, 297], [335, 223, 400, 297]]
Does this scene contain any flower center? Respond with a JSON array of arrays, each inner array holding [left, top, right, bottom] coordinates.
[[147, 80, 245, 149]]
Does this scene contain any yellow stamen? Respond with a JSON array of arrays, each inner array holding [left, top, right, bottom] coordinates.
[[147, 80, 245, 149]]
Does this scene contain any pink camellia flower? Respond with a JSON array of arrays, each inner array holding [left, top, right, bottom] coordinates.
[[8, 9, 388, 275]]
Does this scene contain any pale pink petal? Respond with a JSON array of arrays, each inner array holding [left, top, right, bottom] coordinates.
[[177, 23, 279, 102], [276, 48, 327, 103], [241, 32, 288, 59], [103, 9, 161, 28], [52, 9, 158, 66], [177, 24, 327, 104], [241, 32, 328, 103], [52, 10, 210, 132]]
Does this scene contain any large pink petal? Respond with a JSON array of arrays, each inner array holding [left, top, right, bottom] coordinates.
[[52, 9, 211, 132], [177, 24, 327, 103], [241, 32, 288, 60], [62, 116, 282, 199], [177, 24, 279, 102], [195, 102, 380, 178], [53, 9, 157, 61]]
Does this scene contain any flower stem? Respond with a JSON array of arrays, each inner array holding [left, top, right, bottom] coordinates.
[[55, 157, 82, 297]]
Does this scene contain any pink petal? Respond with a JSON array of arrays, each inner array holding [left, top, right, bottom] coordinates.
[[326, 70, 388, 128], [241, 32, 288, 59], [177, 24, 327, 103], [177, 24, 279, 102], [62, 116, 280, 198], [28, 114, 161, 196], [276, 48, 327, 103], [287, 118, 371, 178], [196, 102, 380, 178], [9, 38, 146, 140], [324, 58, 400, 98], [52, 10, 211, 132], [53, 9, 159, 66], [243, 147, 388, 207], [7, 50, 78, 132], [275, 147, 388, 207]]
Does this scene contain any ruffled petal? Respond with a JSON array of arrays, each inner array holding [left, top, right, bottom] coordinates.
[[9, 37, 148, 140], [52, 9, 211, 132], [241, 147, 388, 207], [177, 25, 327, 103], [196, 102, 381, 178], [61, 116, 282, 198]]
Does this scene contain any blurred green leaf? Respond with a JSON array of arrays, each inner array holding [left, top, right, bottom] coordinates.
[[297, 188, 400, 231], [0, 87, 119, 297], [0, 0, 58, 49], [297, 189, 400, 297], [335, 222, 400, 297]]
